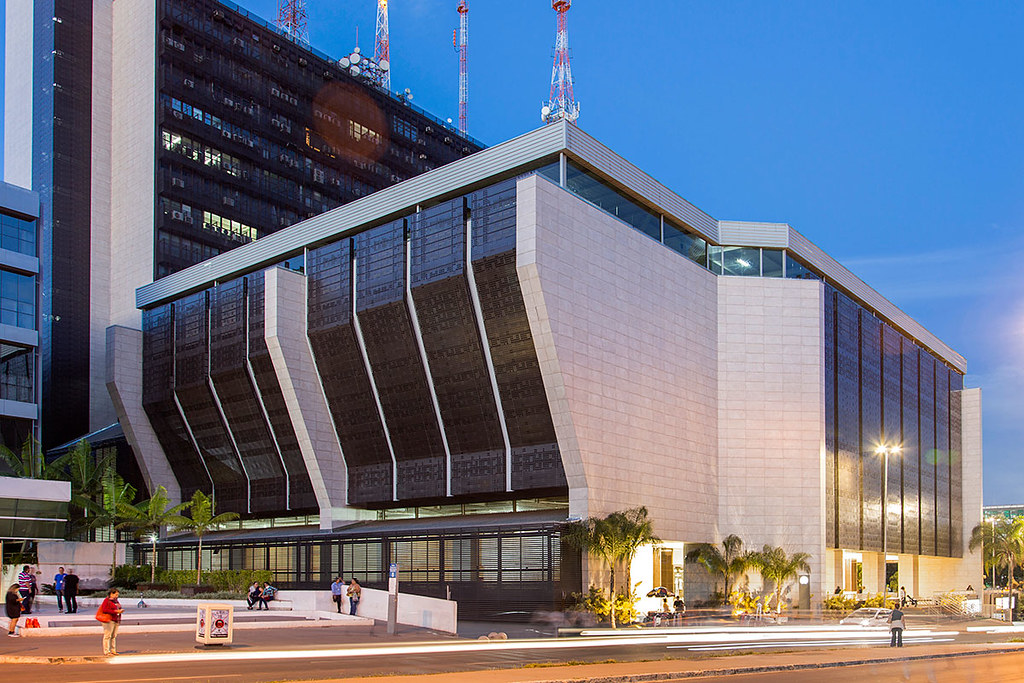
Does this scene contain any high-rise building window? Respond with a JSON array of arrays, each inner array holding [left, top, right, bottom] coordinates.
[[0, 214, 36, 256], [0, 271, 35, 329], [0, 344, 33, 402]]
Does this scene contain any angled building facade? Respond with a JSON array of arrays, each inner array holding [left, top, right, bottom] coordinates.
[[109, 122, 983, 617]]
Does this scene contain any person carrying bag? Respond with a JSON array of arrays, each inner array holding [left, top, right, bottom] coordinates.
[[96, 588, 124, 656]]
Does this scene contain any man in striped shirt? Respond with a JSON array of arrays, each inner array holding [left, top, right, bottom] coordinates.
[[16, 566, 35, 614]]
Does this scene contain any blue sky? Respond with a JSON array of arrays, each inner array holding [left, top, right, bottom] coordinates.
[[1, 1, 1022, 503]]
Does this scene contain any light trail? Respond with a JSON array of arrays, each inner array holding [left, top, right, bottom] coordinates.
[[680, 636, 957, 651], [109, 628, 960, 666]]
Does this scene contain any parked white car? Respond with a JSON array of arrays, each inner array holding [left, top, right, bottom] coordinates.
[[839, 607, 893, 626]]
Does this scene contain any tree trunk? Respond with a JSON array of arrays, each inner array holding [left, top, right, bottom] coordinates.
[[150, 534, 157, 584], [197, 535, 203, 585], [609, 563, 617, 628]]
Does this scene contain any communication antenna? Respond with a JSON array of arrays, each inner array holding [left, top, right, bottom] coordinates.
[[374, 0, 391, 90], [456, 1, 469, 135], [276, 0, 309, 44], [542, 0, 580, 124]]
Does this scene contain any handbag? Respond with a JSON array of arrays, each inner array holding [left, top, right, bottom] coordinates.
[[96, 605, 113, 623]]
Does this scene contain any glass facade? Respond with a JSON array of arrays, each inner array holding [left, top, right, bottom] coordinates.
[[0, 213, 36, 256], [823, 285, 963, 557], [0, 344, 34, 403], [565, 163, 661, 241], [0, 271, 37, 329], [559, 162, 816, 282], [141, 520, 577, 620], [155, 0, 483, 276]]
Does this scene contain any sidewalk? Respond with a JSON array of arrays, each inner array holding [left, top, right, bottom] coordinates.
[[0, 619, 455, 662], [9, 599, 374, 640]]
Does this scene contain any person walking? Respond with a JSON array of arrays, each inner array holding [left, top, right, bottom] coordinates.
[[54, 567, 67, 613], [346, 578, 361, 616], [16, 566, 33, 614], [899, 585, 907, 608], [330, 577, 344, 613], [5, 584, 23, 637], [888, 604, 906, 647], [63, 569, 79, 614], [97, 588, 124, 656]]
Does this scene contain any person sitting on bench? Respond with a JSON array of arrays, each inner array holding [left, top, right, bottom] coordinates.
[[257, 583, 277, 610]]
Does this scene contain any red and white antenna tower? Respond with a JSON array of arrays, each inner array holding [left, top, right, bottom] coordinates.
[[457, 1, 468, 135], [541, 0, 579, 124], [276, 0, 309, 44], [374, 0, 391, 91]]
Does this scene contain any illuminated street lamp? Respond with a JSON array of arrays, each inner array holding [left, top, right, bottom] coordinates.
[[876, 444, 902, 571]]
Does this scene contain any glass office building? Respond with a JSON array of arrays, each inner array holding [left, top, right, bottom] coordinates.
[[3, 0, 482, 449]]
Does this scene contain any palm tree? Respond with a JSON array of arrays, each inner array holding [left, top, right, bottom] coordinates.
[[0, 436, 51, 479], [749, 544, 811, 614], [605, 507, 659, 603], [685, 534, 751, 599], [970, 518, 1024, 593], [87, 471, 137, 575], [171, 490, 239, 585], [564, 506, 659, 627], [117, 485, 192, 584], [54, 440, 116, 533]]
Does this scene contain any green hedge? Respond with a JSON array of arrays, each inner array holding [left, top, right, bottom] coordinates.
[[111, 565, 272, 593]]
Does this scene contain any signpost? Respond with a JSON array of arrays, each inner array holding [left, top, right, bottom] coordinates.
[[387, 562, 398, 634]]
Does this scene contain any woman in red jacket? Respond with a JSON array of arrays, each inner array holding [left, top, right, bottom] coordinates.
[[98, 588, 124, 656]]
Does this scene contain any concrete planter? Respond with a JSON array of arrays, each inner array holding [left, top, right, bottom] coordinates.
[[138, 583, 171, 592]]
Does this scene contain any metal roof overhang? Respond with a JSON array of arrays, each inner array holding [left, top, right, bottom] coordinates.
[[160, 509, 568, 546]]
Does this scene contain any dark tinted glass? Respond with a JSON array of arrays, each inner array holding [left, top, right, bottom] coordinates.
[[664, 220, 707, 267], [0, 271, 35, 329], [762, 249, 784, 277], [534, 160, 560, 184], [565, 163, 661, 241], [0, 214, 36, 256], [786, 254, 821, 280]]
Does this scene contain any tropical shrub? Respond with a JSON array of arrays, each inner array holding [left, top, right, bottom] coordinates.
[[728, 590, 763, 615], [823, 594, 858, 611], [111, 564, 153, 589], [111, 566, 271, 593], [570, 585, 640, 625]]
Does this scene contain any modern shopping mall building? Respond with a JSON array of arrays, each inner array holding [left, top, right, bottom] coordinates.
[[108, 121, 982, 617]]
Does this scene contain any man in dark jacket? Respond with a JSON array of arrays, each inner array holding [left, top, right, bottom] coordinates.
[[63, 570, 80, 614]]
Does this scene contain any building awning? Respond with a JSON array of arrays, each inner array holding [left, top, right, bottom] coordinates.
[[0, 475, 70, 540], [161, 509, 568, 546], [47, 422, 126, 456]]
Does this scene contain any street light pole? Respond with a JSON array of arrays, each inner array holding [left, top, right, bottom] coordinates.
[[876, 444, 902, 595]]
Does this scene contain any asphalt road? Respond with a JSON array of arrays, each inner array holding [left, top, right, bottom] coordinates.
[[2, 625, 1022, 683], [685, 651, 1024, 682]]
